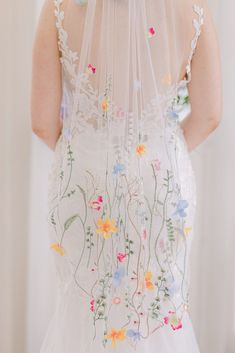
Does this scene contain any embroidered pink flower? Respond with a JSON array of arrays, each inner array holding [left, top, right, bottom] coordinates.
[[116, 107, 125, 118], [112, 296, 121, 304], [117, 252, 127, 262], [148, 26, 156, 38], [90, 298, 95, 312], [141, 228, 147, 241], [90, 195, 103, 211], [163, 311, 183, 330], [87, 63, 96, 74], [152, 158, 161, 171]]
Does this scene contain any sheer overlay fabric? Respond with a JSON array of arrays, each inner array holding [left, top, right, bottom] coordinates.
[[41, 1, 204, 352]]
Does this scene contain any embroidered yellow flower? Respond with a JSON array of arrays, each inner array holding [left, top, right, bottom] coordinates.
[[136, 144, 146, 156], [105, 328, 126, 347], [145, 271, 154, 290], [96, 218, 118, 239], [101, 98, 109, 112], [184, 226, 192, 236], [50, 243, 65, 256]]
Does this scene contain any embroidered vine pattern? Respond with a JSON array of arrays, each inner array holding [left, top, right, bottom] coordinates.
[[46, 1, 204, 349]]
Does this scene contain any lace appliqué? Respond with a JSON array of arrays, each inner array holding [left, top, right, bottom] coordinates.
[[185, 4, 204, 83], [54, 0, 79, 83]]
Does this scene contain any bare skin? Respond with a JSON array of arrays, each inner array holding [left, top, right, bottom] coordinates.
[[31, 1, 222, 152]]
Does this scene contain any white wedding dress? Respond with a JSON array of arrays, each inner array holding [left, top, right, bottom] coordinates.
[[39, 0, 203, 352]]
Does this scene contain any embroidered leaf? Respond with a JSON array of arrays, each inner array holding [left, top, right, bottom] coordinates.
[[64, 214, 79, 230], [166, 218, 175, 242]]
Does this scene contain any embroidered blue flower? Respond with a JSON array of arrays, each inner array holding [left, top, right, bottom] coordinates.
[[126, 329, 141, 341], [173, 199, 189, 218], [63, 127, 72, 141], [60, 102, 66, 120], [112, 163, 125, 176], [167, 109, 179, 120], [113, 266, 125, 287]]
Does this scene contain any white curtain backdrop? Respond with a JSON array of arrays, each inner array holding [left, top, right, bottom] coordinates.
[[1, 1, 234, 353]]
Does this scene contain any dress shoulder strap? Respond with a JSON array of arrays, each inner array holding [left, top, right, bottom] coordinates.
[[185, 4, 204, 83], [53, 0, 79, 82]]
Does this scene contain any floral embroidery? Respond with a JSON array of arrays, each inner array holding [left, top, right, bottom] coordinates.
[[113, 266, 125, 287], [174, 199, 189, 218], [90, 195, 103, 211], [126, 329, 141, 342], [105, 328, 126, 348], [101, 98, 109, 112], [87, 63, 96, 74], [63, 127, 72, 141], [48, 2, 203, 349], [112, 296, 121, 304], [50, 243, 65, 256], [136, 143, 146, 156], [117, 252, 127, 262], [164, 311, 183, 331], [148, 26, 156, 38], [141, 228, 148, 241], [184, 226, 192, 236], [112, 162, 125, 176], [90, 298, 95, 312], [96, 218, 118, 239], [145, 271, 154, 290], [151, 158, 161, 172]]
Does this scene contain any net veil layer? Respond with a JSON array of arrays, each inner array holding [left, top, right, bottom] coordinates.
[[43, 0, 204, 352]]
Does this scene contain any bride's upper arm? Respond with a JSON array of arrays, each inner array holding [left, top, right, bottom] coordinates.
[[31, 0, 62, 135]]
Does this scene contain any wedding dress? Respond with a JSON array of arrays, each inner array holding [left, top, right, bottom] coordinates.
[[40, 0, 204, 352]]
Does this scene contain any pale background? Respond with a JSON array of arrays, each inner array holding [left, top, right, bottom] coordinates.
[[1, 1, 235, 353]]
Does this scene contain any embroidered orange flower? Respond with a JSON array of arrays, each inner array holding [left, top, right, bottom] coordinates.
[[136, 144, 146, 156], [145, 271, 154, 290], [105, 328, 126, 347], [101, 98, 109, 112], [96, 218, 118, 239], [50, 243, 65, 256]]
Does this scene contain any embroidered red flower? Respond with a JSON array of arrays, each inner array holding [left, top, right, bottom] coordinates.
[[117, 252, 127, 262], [163, 311, 183, 330], [87, 63, 96, 74], [90, 298, 95, 312], [90, 195, 103, 211], [148, 26, 156, 38]]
